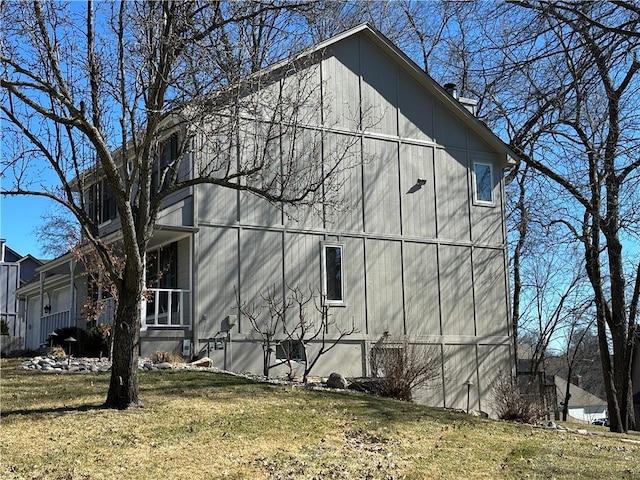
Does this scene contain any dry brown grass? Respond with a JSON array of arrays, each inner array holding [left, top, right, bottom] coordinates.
[[1, 358, 638, 479]]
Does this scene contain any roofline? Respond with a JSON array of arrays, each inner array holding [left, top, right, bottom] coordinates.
[[263, 23, 518, 167]]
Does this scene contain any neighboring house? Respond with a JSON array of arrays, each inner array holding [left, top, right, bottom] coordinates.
[[15, 25, 517, 416], [554, 376, 608, 424], [0, 239, 42, 352]]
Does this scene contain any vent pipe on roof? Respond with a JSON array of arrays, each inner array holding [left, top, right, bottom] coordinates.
[[443, 82, 458, 99]]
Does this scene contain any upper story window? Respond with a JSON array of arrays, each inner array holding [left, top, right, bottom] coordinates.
[[152, 134, 179, 195], [88, 180, 116, 225], [473, 162, 494, 205], [322, 242, 345, 306]]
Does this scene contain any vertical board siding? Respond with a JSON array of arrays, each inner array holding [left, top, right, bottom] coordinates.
[[282, 128, 324, 231], [0, 264, 19, 315], [195, 118, 238, 224], [197, 184, 237, 225], [323, 133, 364, 233], [283, 232, 323, 331], [177, 238, 191, 323], [360, 37, 398, 136], [240, 191, 281, 227], [365, 239, 403, 337], [412, 344, 445, 407], [434, 103, 464, 149], [284, 232, 323, 292], [281, 61, 323, 128], [439, 245, 475, 336], [363, 138, 401, 235], [238, 120, 282, 226], [435, 149, 471, 242], [196, 227, 238, 339], [322, 36, 361, 131], [444, 344, 477, 410], [403, 242, 441, 337], [239, 229, 284, 335], [400, 143, 436, 238], [478, 344, 512, 413], [398, 71, 434, 142], [473, 248, 509, 337]]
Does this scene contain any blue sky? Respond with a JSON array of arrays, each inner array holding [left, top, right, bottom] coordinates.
[[0, 194, 55, 259]]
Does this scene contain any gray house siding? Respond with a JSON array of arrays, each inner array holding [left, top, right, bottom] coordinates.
[[16, 26, 513, 416], [190, 28, 514, 416]]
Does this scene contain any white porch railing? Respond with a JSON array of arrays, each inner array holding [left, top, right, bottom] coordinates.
[[144, 288, 190, 328], [40, 311, 72, 345]]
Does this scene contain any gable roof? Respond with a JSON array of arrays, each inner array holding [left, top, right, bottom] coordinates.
[[263, 23, 518, 168], [554, 376, 607, 408]]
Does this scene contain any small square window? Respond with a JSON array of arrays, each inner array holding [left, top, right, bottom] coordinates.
[[473, 162, 493, 204], [322, 242, 345, 306], [276, 340, 306, 362]]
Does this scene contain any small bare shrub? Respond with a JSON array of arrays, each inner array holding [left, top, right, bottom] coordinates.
[[46, 346, 67, 359], [151, 351, 184, 364], [369, 338, 441, 402], [493, 373, 547, 423]]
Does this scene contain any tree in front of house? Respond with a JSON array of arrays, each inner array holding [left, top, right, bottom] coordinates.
[[238, 285, 357, 383], [1, 1, 361, 409]]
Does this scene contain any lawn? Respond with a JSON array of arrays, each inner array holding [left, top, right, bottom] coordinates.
[[1, 358, 638, 479]]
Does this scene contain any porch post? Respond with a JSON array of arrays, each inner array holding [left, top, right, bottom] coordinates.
[[35, 271, 46, 348], [140, 251, 147, 331], [189, 232, 196, 354], [39, 272, 45, 317], [69, 259, 76, 328]]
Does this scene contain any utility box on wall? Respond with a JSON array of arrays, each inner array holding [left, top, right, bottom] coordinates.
[[182, 339, 191, 358]]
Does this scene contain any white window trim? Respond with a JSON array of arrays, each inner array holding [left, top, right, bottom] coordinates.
[[472, 161, 495, 206], [321, 242, 346, 307]]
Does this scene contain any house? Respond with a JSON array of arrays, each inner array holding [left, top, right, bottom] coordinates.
[[554, 376, 608, 424], [15, 24, 517, 416], [0, 239, 42, 353]]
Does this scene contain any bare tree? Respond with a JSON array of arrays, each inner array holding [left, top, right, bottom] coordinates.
[[558, 317, 597, 421], [1, 1, 361, 409], [237, 286, 288, 378], [468, 1, 640, 432], [369, 334, 442, 402], [238, 284, 357, 382], [281, 286, 357, 383]]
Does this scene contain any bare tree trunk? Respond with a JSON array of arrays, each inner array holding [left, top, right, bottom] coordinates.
[[104, 262, 143, 409], [562, 366, 572, 422]]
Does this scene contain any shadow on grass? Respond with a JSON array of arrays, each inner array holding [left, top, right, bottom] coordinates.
[[0, 402, 106, 419]]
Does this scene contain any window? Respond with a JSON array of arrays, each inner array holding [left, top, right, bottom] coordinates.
[[146, 243, 179, 324], [87, 180, 117, 224], [146, 243, 178, 289], [276, 340, 306, 362], [473, 162, 494, 204], [370, 346, 403, 378], [152, 134, 179, 195], [322, 242, 345, 306]]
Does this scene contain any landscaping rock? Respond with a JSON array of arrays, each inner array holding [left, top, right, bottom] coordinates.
[[191, 357, 214, 368], [156, 362, 173, 370], [326, 372, 348, 389]]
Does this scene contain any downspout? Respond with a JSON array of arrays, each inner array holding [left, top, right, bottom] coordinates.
[[69, 259, 76, 328], [36, 271, 46, 347], [190, 143, 198, 359]]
